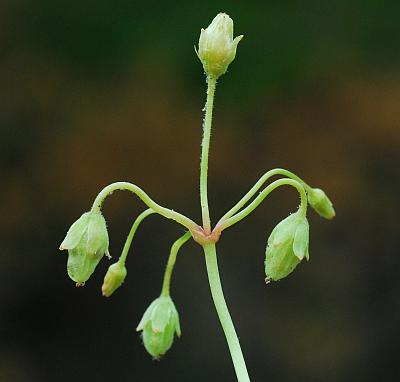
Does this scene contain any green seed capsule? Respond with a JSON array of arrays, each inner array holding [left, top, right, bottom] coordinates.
[[136, 296, 181, 358], [265, 212, 309, 281], [307, 187, 335, 220], [60, 210, 110, 285], [102, 263, 127, 297]]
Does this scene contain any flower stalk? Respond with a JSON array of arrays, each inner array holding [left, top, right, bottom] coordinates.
[[91, 181, 199, 231], [199, 73, 250, 381], [204, 244, 250, 382], [200, 75, 217, 233], [161, 231, 191, 297], [218, 177, 308, 231], [118, 208, 156, 266]]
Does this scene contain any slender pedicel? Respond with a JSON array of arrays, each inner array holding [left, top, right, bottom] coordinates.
[[199, 75, 217, 233], [91, 182, 198, 231], [218, 168, 310, 222], [218, 178, 307, 231], [118, 209, 156, 266], [161, 231, 192, 297]]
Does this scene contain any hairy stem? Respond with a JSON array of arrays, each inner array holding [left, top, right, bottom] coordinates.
[[203, 243, 250, 382], [118, 209, 155, 266], [200, 75, 217, 232], [219, 178, 307, 231], [161, 231, 192, 296], [199, 75, 249, 380], [91, 181, 198, 231]]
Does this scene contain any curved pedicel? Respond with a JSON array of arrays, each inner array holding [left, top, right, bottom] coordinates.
[[91, 181, 199, 231], [217, 178, 308, 231]]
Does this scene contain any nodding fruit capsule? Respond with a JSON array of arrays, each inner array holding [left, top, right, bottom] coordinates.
[[265, 211, 309, 281]]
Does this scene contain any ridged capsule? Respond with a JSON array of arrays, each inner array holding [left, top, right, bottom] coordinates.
[[60, 210, 110, 286], [136, 296, 181, 358], [265, 211, 309, 281]]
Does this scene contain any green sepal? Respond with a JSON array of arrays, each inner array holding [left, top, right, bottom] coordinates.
[[151, 297, 174, 333], [67, 232, 104, 285], [293, 218, 309, 260], [136, 299, 158, 332], [269, 213, 298, 245], [174, 309, 181, 337], [59, 212, 90, 250], [87, 211, 109, 256]]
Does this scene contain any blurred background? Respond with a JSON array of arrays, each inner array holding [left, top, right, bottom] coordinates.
[[1, 1, 399, 381]]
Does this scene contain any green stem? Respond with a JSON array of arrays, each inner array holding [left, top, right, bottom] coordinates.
[[91, 181, 198, 231], [219, 168, 311, 223], [203, 243, 250, 382], [161, 231, 192, 296], [200, 75, 217, 232], [219, 178, 307, 231], [199, 75, 249, 380], [118, 209, 155, 266]]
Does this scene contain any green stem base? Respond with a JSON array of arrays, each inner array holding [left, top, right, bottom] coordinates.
[[203, 243, 250, 382]]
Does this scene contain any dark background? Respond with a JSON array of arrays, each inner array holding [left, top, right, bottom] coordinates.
[[1, 1, 399, 381]]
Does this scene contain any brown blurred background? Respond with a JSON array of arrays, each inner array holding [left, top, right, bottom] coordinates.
[[1, 1, 399, 381]]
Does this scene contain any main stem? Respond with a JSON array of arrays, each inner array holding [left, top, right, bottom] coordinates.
[[204, 244, 250, 382], [200, 75, 217, 233], [200, 75, 250, 381]]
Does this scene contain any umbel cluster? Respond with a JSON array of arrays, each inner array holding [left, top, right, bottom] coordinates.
[[59, 12, 335, 379]]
